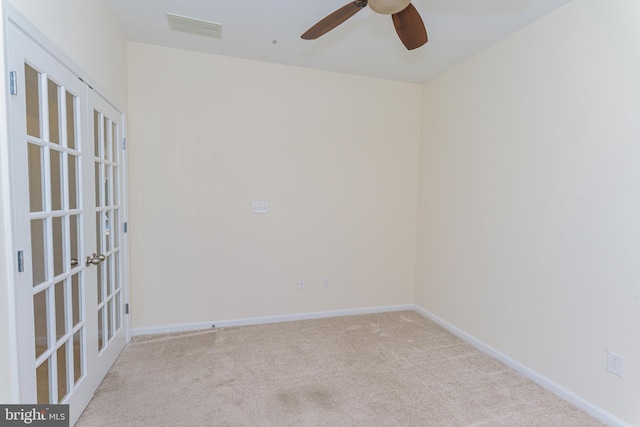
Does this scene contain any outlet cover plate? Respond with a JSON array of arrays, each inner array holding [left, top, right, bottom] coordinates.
[[607, 351, 623, 377]]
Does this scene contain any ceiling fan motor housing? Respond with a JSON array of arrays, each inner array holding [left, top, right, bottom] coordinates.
[[367, 0, 411, 15]]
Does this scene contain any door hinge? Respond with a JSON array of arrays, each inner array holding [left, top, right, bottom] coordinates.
[[125, 303, 129, 314], [122, 137, 126, 150], [78, 76, 94, 90], [17, 250, 24, 272], [123, 222, 128, 233], [9, 71, 17, 95]]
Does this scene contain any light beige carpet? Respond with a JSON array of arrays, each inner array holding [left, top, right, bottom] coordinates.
[[76, 311, 604, 426]]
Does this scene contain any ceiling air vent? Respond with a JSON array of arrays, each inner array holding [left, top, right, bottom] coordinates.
[[166, 13, 222, 39]]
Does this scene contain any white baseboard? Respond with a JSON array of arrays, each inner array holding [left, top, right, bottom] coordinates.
[[132, 304, 416, 337], [413, 305, 631, 427]]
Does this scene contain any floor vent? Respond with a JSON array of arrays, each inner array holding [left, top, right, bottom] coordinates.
[[166, 13, 222, 39]]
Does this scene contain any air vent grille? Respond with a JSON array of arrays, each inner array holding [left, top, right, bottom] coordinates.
[[166, 13, 222, 39]]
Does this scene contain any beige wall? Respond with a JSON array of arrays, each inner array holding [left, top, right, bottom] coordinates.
[[416, 0, 640, 424], [0, 0, 127, 404], [127, 42, 420, 328]]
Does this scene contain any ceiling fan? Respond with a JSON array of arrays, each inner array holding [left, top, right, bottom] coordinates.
[[301, 0, 428, 50]]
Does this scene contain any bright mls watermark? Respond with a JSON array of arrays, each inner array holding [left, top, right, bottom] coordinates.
[[0, 405, 68, 426]]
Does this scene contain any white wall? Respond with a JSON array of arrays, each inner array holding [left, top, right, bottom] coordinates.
[[0, 0, 127, 404], [127, 42, 421, 329], [416, 0, 640, 424]]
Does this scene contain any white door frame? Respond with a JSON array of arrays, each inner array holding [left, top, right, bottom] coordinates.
[[0, 2, 130, 410], [0, 0, 21, 404]]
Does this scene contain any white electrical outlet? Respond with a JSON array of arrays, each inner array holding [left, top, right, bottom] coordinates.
[[297, 280, 304, 290], [607, 351, 624, 377], [323, 277, 330, 288]]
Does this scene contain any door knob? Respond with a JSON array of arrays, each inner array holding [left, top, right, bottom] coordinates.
[[85, 253, 105, 266], [71, 257, 78, 267]]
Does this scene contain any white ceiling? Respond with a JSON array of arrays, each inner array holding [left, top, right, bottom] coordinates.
[[102, 0, 572, 84]]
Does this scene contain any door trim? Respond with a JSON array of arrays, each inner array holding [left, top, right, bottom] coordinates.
[[0, 3, 21, 404]]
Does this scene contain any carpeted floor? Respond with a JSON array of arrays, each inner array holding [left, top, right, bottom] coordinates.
[[76, 311, 604, 426]]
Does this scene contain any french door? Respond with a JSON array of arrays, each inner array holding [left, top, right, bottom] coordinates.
[[7, 21, 127, 425]]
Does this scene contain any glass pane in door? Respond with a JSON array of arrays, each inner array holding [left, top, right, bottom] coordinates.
[[47, 79, 60, 145], [50, 149, 63, 210], [27, 143, 44, 212], [68, 154, 78, 209], [71, 274, 81, 327], [33, 290, 48, 359], [73, 331, 82, 385], [36, 360, 50, 404], [66, 91, 77, 150], [25, 64, 41, 138], [52, 216, 64, 277], [57, 344, 68, 401], [54, 280, 66, 340], [30, 219, 46, 286]]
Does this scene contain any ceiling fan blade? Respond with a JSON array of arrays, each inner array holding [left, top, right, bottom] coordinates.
[[301, 1, 367, 40], [392, 3, 428, 50]]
